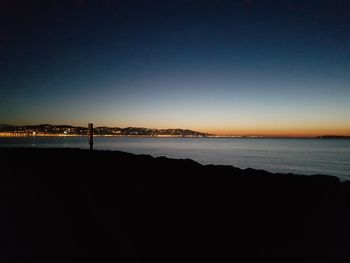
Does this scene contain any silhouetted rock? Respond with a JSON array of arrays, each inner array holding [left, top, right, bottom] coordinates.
[[0, 148, 349, 263]]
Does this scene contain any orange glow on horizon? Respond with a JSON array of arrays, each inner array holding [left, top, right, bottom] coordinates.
[[206, 128, 350, 137], [6, 120, 350, 138]]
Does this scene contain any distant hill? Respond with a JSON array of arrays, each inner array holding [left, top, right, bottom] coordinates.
[[0, 124, 210, 137]]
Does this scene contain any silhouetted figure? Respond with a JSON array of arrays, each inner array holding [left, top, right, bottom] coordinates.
[[88, 123, 93, 150]]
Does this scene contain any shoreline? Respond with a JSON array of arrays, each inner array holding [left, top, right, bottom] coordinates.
[[0, 145, 350, 182], [1, 144, 349, 181], [1, 146, 347, 181], [1, 134, 350, 139], [1, 147, 350, 262]]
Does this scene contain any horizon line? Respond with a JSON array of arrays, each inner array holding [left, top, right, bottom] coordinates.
[[1, 123, 350, 138]]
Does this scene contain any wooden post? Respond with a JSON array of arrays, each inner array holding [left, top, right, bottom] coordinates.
[[88, 123, 94, 150]]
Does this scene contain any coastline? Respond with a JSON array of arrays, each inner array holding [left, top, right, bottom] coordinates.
[[1, 133, 350, 139], [1, 147, 350, 262]]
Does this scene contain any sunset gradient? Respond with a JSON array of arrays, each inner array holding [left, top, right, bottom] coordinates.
[[1, 1, 349, 136]]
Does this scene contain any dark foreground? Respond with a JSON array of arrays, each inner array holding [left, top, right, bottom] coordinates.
[[1, 148, 350, 263]]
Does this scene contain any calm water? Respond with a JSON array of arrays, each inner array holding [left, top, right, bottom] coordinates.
[[1, 137, 350, 180]]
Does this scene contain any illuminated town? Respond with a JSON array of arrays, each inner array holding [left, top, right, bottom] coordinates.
[[0, 124, 210, 137]]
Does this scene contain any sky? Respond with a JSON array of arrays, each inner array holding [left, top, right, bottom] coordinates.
[[1, 0, 350, 136]]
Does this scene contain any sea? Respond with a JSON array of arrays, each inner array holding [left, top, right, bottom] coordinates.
[[1, 136, 350, 180]]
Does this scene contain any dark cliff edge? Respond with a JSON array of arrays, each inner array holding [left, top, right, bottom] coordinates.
[[1, 148, 350, 263]]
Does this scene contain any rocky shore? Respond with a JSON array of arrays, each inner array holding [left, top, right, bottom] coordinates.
[[1, 148, 350, 263]]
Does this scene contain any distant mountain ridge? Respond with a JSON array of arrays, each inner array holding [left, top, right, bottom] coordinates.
[[0, 124, 210, 137]]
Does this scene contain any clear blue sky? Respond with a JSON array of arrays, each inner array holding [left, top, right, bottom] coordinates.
[[1, 0, 350, 136]]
